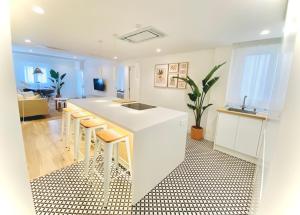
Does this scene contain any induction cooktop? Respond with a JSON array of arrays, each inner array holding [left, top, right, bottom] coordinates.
[[122, 103, 156, 110]]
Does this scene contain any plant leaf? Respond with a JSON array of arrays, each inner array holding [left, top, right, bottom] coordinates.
[[188, 92, 198, 102], [48, 78, 56, 83], [203, 77, 219, 93], [202, 62, 225, 87], [187, 103, 196, 110], [60, 73, 66, 80], [202, 103, 213, 112], [175, 76, 200, 96], [50, 69, 59, 79], [60, 82, 65, 87]]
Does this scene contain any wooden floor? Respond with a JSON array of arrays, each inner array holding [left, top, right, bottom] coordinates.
[[21, 114, 93, 180]]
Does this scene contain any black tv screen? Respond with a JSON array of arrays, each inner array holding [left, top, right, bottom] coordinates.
[[93, 78, 105, 91]]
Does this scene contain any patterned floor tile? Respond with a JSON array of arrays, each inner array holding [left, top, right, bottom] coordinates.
[[31, 138, 255, 215]]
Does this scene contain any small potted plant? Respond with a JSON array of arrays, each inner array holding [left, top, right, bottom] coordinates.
[[175, 62, 225, 140], [49, 69, 66, 98]]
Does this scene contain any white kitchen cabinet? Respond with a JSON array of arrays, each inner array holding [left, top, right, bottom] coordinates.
[[214, 113, 239, 149], [214, 111, 265, 161], [235, 117, 262, 157]]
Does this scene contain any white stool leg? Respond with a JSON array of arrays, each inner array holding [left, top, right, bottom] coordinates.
[[65, 112, 71, 148], [61, 112, 65, 141], [92, 138, 101, 171], [103, 143, 113, 206], [114, 143, 119, 166], [74, 118, 80, 160], [84, 127, 92, 177], [92, 129, 96, 143], [124, 137, 132, 174]]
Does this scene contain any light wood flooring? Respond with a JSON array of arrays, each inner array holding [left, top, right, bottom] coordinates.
[[21, 114, 93, 180]]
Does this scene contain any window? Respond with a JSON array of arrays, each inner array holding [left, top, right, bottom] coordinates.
[[24, 66, 48, 84], [226, 42, 281, 111]]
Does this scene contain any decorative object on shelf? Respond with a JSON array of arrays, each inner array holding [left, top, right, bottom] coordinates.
[[175, 62, 226, 140], [154, 64, 168, 87], [178, 62, 189, 89], [49, 69, 66, 98]]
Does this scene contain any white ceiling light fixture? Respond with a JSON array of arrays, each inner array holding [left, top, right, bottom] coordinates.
[[32, 5, 45, 15], [113, 56, 118, 60], [260, 29, 270, 35], [24, 39, 32, 43], [73, 56, 77, 59], [156, 48, 162, 53]]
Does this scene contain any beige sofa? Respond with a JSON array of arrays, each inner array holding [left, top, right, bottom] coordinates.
[[18, 99, 49, 117], [18, 92, 49, 117]]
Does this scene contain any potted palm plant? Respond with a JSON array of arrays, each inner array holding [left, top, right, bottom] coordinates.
[[175, 62, 225, 140], [49, 69, 66, 98]]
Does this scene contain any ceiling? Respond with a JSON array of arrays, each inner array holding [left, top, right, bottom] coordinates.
[[10, 0, 287, 61]]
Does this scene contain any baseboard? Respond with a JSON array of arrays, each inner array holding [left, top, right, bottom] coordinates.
[[214, 145, 257, 164]]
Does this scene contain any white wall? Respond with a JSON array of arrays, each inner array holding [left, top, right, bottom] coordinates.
[[123, 48, 232, 134], [206, 47, 233, 140], [0, 0, 36, 214], [257, 0, 300, 213], [82, 58, 117, 97], [13, 52, 82, 98]]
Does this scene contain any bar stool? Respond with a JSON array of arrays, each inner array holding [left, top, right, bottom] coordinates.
[[77, 118, 107, 176], [61, 107, 79, 148], [94, 129, 132, 206], [71, 111, 93, 159]]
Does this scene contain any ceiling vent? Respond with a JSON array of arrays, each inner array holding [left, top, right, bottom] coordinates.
[[119, 26, 165, 43]]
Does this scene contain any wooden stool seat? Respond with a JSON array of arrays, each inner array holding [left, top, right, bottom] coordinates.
[[96, 129, 125, 143], [63, 107, 77, 113], [71, 111, 91, 118], [80, 118, 105, 128]]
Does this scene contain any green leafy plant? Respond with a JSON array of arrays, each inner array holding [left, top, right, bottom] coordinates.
[[49, 69, 66, 97], [175, 62, 226, 128]]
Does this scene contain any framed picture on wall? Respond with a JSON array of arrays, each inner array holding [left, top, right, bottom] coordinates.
[[177, 62, 189, 89], [168, 63, 179, 73], [178, 62, 188, 78], [154, 64, 168, 87], [168, 73, 178, 88]]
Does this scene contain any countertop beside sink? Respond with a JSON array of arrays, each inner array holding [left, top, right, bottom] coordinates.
[[217, 107, 268, 120]]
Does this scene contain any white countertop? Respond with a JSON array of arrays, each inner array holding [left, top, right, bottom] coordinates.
[[68, 97, 188, 132]]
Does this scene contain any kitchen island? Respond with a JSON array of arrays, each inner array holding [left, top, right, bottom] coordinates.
[[68, 97, 188, 204]]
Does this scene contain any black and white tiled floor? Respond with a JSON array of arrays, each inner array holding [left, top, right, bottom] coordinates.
[[31, 138, 256, 215]]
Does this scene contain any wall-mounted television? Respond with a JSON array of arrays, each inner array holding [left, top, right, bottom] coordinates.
[[93, 78, 105, 91]]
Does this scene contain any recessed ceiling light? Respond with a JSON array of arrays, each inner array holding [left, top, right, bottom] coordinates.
[[73, 56, 77, 59], [260, 29, 270, 35], [24, 39, 32, 43], [113, 56, 118, 60], [156, 48, 162, 53], [32, 5, 45, 14]]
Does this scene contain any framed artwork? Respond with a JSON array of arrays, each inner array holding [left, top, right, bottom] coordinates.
[[177, 62, 189, 89], [178, 62, 188, 78], [154, 64, 168, 87], [168, 73, 178, 88], [177, 80, 187, 89], [168, 63, 179, 73]]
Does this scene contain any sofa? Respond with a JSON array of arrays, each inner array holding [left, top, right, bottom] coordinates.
[[18, 91, 49, 117]]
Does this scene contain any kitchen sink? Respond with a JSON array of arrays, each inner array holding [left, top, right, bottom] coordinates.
[[227, 107, 256, 115]]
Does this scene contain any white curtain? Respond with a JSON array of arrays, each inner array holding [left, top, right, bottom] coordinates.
[[226, 42, 282, 112]]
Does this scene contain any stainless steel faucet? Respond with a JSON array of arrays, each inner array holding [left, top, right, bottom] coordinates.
[[241, 95, 247, 110]]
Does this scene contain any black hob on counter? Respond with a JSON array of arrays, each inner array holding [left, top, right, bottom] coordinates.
[[122, 103, 156, 110]]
